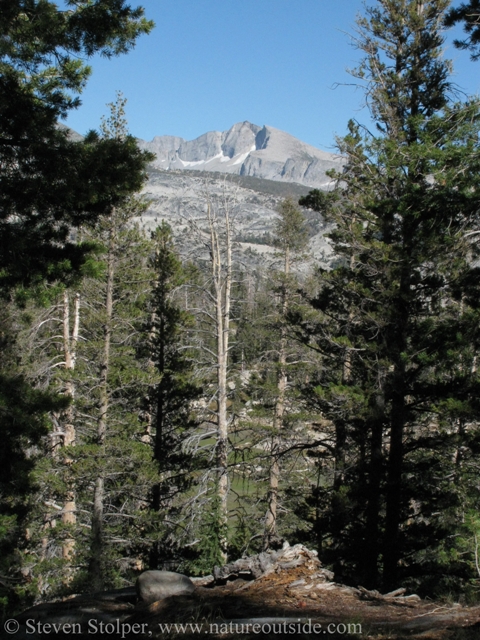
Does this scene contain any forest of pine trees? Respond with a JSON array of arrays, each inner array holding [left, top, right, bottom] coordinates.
[[3, 0, 480, 619]]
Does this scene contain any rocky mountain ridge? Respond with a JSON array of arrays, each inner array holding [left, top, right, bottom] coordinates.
[[138, 121, 343, 189], [59, 121, 337, 263]]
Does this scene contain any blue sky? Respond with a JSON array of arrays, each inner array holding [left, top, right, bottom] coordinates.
[[64, 1, 480, 152]]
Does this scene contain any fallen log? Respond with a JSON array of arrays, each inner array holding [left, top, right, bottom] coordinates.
[[358, 585, 420, 607], [213, 543, 332, 583]]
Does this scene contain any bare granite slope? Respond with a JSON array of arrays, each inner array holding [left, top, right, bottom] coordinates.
[[140, 167, 334, 270]]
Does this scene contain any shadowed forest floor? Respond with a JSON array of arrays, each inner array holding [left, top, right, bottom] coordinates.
[[15, 548, 480, 639]]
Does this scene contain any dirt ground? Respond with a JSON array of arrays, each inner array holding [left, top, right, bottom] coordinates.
[[15, 549, 480, 640], [135, 563, 480, 640]]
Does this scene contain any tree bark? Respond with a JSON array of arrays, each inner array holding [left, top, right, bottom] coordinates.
[[264, 247, 289, 550], [61, 291, 80, 566], [89, 215, 116, 591], [383, 269, 409, 590], [208, 201, 231, 564], [363, 416, 384, 589]]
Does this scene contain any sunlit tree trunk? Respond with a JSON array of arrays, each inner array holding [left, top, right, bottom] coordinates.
[[207, 200, 232, 564], [61, 291, 80, 566]]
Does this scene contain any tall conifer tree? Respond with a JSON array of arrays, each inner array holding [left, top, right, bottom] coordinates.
[[263, 198, 309, 550], [145, 222, 200, 567], [0, 1, 153, 608], [299, 0, 480, 591]]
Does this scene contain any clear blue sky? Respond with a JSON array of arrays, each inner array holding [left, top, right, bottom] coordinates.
[[64, 0, 480, 153]]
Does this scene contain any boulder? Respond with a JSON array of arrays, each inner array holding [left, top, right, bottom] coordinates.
[[136, 570, 195, 605]]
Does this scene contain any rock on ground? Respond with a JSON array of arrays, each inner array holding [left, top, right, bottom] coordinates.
[[136, 570, 195, 605]]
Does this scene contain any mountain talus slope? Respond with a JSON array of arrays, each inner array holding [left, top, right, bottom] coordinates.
[[138, 121, 343, 189]]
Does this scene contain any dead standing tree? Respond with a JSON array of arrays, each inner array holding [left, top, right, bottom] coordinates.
[[59, 290, 80, 566], [20, 289, 81, 585], [182, 183, 236, 564], [208, 199, 232, 563]]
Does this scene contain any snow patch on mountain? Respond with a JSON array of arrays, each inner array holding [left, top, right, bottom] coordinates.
[[138, 122, 343, 189]]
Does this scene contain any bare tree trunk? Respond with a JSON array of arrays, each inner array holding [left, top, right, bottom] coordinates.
[[263, 363, 285, 549], [89, 218, 115, 591], [264, 247, 289, 550], [207, 200, 232, 564], [61, 291, 80, 566]]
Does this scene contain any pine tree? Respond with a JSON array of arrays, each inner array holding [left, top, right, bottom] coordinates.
[[0, 1, 154, 292], [17, 97, 157, 596], [145, 222, 201, 567], [17, 214, 159, 596], [445, 0, 480, 58], [69, 213, 160, 592], [298, 0, 480, 591], [263, 197, 309, 550], [0, 2, 153, 609]]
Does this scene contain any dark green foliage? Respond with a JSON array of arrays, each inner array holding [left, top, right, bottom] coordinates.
[[145, 222, 201, 567], [181, 490, 228, 576], [0, 0, 154, 597], [233, 286, 276, 368], [298, 189, 331, 214], [75, 216, 159, 590], [22, 214, 167, 596], [0, 306, 68, 610], [4, 93, 156, 598], [148, 223, 198, 467], [445, 0, 480, 59], [296, 0, 480, 592], [0, 0, 154, 293], [0, 117, 153, 293], [273, 197, 309, 258]]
